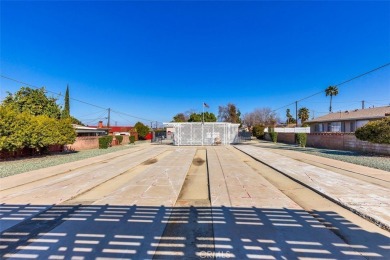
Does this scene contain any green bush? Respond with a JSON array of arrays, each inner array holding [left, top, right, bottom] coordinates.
[[0, 106, 76, 154], [99, 136, 113, 149], [134, 122, 150, 140], [252, 124, 265, 139], [269, 132, 278, 143], [130, 136, 136, 144], [296, 133, 307, 147], [355, 117, 390, 144], [116, 135, 123, 144]]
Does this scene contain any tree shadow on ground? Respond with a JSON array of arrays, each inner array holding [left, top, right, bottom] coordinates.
[[1, 204, 389, 259]]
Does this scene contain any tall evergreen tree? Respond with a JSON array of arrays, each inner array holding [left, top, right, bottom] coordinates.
[[62, 85, 70, 118]]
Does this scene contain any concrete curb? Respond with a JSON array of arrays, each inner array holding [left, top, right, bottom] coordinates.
[[234, 146, 390, 232]]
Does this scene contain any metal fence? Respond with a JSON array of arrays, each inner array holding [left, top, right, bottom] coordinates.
[[164, 123, 240, 146], [264, 127, 310, 133]]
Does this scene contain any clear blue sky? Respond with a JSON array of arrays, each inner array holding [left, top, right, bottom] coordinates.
[[1, 1, 389, 126]]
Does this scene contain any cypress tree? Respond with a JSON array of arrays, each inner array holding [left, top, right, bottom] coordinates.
[[62, 85, 70, 118]]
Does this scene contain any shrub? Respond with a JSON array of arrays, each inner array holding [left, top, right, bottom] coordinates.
[[269, 132, 278, 143], [296, 133, 307, 147], [130, 136, 136, 144], [99, 136, 113, 149], [116, 135, 123, 144], [252, 124, 265, 139], [355, 117, 390, 144], [134, 122, 150, 140], [0, 106, 76, 154]]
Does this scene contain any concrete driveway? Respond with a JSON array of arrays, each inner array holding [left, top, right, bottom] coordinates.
[[1, 144, 388, 259]]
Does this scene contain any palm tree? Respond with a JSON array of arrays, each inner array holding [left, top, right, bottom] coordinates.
[[325, 86, 339, 112], [298, 107, 310, 124]]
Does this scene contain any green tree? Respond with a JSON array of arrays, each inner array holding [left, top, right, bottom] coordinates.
[[57, 118, 77, 145], [0, 87, 76, 154], [286, 109, 296, 124], [26, 116, 76, 153], [134, 122, 150, 140], [203, 112, 217, 122], [61, 85, 70, 118], [325, 86, 339, 112], [2, 87, 62, 119], [187, 112, 217, 122], [70, 116, 84, 126], [172, 113, 187, 122], [298, 107, 310, 124], [0, 106, 31, 152], [355, 117, 390, 144], [188, 113, 202, 122], [252, 124, 265, 139]]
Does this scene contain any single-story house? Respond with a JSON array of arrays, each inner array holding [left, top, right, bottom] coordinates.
[[72, 124, 107, 136], [89, 121, 138, 139], [307, 106, 390, 133], [109, 126, 137, 136]]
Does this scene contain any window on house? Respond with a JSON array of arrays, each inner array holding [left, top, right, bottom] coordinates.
[[328, 122, 341, 132], [318, 123, 324, 133], [350, 121, 356, 132], [316, 123, 323, 132], [356, 120, 369, 129]]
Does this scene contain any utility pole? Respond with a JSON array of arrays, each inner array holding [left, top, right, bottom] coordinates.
[[361, 100, 365, 109], [107, 108, 111, 128], [295, 101, 298, 127]]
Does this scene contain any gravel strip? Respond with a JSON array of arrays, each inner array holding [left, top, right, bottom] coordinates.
[[0, 145, 138, 178], [255, 141, 390, 172]]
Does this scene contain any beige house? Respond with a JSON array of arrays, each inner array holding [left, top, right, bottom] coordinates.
[[308, 106, 390, 133]]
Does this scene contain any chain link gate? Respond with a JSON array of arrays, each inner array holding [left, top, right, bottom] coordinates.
[[164, 123, 240, 146]]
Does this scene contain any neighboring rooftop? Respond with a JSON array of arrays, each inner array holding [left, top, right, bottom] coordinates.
[[308, 106, 390, 123], [72, 124, 106, 135]]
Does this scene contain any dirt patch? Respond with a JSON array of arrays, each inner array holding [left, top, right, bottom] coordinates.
[[192, 157, 205, 166], [142, 158, 157, 165]]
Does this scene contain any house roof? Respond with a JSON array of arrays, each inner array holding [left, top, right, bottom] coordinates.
[[307, 106, 390, 123], [110, 126, 135, 132], [72, 124, 106, 134], [89, 126, 135, 132]]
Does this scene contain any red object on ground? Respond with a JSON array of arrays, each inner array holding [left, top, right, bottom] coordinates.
[[144, 132, 153, 140]]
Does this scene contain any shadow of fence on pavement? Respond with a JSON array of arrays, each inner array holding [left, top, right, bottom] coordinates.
[[1, 204, 389, 259]]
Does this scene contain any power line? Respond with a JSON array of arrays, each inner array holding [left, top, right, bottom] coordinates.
[[110, 110, 135, 125], [273, 62, 390, 112], [77, 109, 108, 119], [111, 109, 160, 123], [1, 75, 108, 110], [1, 74, 161, 124]]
